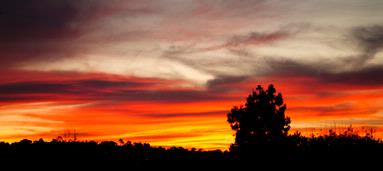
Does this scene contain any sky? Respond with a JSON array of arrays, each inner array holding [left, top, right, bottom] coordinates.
[[1, 0, 383, 150]]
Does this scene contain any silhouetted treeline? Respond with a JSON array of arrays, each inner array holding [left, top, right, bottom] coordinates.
[[0, 138, 235, 168], [233, 130, 383, 162], [1, 131, 383, 167]]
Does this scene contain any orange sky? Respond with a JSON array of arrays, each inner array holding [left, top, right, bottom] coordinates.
[[1, 70, 383, 150]]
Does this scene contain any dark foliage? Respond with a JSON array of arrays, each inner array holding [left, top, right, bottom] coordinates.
[[0, 131, 382, 167], [0, 138, 237, 168], [227, 84, 291, 152]]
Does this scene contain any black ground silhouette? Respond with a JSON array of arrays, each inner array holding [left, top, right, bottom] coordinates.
[[1, 132, 382, 168]]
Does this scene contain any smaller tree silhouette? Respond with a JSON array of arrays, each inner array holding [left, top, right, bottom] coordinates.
[[227, 84, 291, 150]]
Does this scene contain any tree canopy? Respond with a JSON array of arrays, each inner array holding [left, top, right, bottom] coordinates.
[[227, 84, 291, 149]]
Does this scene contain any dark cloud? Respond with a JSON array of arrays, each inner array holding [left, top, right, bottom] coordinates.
[[206, 75, 249, 92], [0, 0, 94, 66], [0, 79, 232, 103], [0, 82, 71, 94], [352, 25, 383, 64], [0, 0, 154, 68], [0, 95, 43, 102], [265, 58, 383, 86], [0, 0, 153, 41], [265, 59, 323, 76], [0, 79, 148, 101], [0, 79, 151, 94], [354, 25, 383, 51], [1, 0, 83, 41], [324, 66, 383, 85]]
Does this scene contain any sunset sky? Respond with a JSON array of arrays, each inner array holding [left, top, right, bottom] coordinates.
[[1, 0, 383, 150]]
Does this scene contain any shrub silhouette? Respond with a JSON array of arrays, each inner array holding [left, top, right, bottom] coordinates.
[[227, 84, 291, 151], [1, 133, 382, 168]]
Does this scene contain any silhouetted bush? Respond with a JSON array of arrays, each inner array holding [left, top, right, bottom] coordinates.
[[0, 133, 382, 166], [227, 84, 291, 156]]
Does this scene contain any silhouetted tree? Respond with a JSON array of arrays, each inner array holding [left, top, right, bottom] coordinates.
[[227, 84, 291, 150], [0, 136, 382, 166]]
